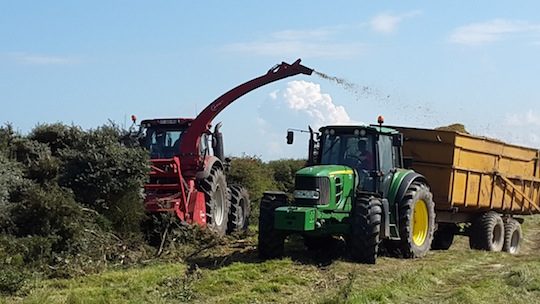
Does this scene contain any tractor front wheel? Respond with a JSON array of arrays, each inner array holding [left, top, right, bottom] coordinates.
[[349, 195, 382, 264], [199, 167, 230, 235], [258, 192, 287, 259]]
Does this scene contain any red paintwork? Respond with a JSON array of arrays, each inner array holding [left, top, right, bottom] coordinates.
[[143, 59, 313, 226]]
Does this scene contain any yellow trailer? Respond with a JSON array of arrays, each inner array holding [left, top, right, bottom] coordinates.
[[393, 126, 540, 253]]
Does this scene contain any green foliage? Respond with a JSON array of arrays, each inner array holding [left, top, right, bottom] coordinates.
[[267, 159, 305, 193], [226, 156, 277, 203], [58, 125, 148, 232], [8, 184, 82, 251], [0, 265, 27, 296], [29, 123, 84, 156], [10, 138, 60, 184]]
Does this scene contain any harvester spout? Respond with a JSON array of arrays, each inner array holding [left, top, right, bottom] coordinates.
[[179, 58, 314, 175], [269, 59, 314, 76]]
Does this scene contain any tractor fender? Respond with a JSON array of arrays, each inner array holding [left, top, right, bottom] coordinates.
[[195, 156, 224, 180], [394, 171, 428, 205]]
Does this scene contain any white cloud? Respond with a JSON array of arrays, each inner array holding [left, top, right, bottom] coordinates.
[[505, 109, 540, 127], [497, 109, 540, 148], [370, 10, 422, 34], [269, 80, 355, 128], [222, 27, 366, 59], [6, 52, 79, 65], [449, 19, 540, 46]]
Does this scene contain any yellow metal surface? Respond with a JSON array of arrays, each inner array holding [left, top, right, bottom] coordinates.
[[394, 126, 540, 215], [412, 199, 429, 246]]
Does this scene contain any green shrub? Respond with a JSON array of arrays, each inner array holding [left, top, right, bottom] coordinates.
[[28, 123, 83, 156], [0, 265, 27, 295], [7, 184, 81, 253], [267, 159, 305, 193]]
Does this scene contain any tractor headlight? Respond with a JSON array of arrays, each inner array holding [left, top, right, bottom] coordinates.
[[294, 189, 320, 200]]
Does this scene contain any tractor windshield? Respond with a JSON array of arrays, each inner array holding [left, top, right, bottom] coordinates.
[[320, 133, 376, 191], [143, 127, 184, 159], [320, 133, 375, 171]]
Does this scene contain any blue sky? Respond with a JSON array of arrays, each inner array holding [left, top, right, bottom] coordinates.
[[1, 1, 540, 159]]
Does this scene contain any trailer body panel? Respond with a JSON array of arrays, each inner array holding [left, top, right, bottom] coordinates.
[[394, 126, 540, 215]]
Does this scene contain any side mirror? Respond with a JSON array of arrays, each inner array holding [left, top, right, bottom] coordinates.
[[392, 134, 403, 147], [286, 131, 294, 144]]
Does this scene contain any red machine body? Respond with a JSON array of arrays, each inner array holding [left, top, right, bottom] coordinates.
[[141, 59, 313, 230]]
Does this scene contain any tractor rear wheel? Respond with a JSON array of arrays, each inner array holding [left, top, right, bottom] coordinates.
[[431, 223, 457, 250], [396, 181, 435, 258], [227, 185, 251, 233], [349, 195, 382, 264], [469, 211, 504, 252], [258, 192, 287, 259], [199, 167, 230, 235], [503, 218, 522, 254]]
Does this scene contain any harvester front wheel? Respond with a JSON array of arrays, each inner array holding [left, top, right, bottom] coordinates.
[[469, 211, 504, 252], [502, 218, 522, 254], [397, 181, 435, 258], [258, 192, 287, 259], [227, 185, 251, 233], [349, 195, 382, 264], [199, 167, 230, 235], [431, 223, 457, 250]]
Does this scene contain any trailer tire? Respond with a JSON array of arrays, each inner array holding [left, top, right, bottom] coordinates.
[[227, 185, 251, 233], [503, 218, 522, 254], [349, 195, 382, 264], [431, 223, 457, 250], [258, 193, 287, 259], [469, 211, 504, 252], [199, 167, 230, 235], [397, 181, 436, 258]]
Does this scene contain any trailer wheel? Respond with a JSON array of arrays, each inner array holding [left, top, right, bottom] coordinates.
[[227, 185, 251, 233], [469, 211, 504, 252], [349, 195, 382, 264], [397, 181, 436, 258], [258, 193, 287, 259], [199, 167, 230, 235], [503, 218, 522, 254], [431, 223, 457, 250]]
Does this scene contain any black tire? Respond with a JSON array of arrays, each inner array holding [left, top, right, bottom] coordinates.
[[469, 211, 504, 252], [431, 223, 457, 250], [258, 192, 287, 259], [199, 167, 230, 235], [227, 185, 251, 233], [349, 195, 382, 264], [396, 181, 436, 258], [503, 218, 522, 254]]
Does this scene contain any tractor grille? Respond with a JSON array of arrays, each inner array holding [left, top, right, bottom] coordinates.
[[294, 176, 330, 206]]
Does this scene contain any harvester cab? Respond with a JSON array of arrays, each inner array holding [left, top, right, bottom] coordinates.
[[259, 118, 436, 263], [138, 59, 313, 237]]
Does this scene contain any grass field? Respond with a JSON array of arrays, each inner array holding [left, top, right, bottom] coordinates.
[[3, 216, 540, 304]]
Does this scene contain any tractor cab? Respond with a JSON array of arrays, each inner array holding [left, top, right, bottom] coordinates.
[[139, 118, 217, 161]]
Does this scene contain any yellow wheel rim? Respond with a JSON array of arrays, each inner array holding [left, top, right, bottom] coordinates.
[[412, 199, 429, 246]]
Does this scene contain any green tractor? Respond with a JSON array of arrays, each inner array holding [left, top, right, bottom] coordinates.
[[258, 119, 436, 263]]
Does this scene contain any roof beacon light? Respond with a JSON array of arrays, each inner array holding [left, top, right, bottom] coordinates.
[[131, 115, 137, 123], [377, 115, 384, 125]]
